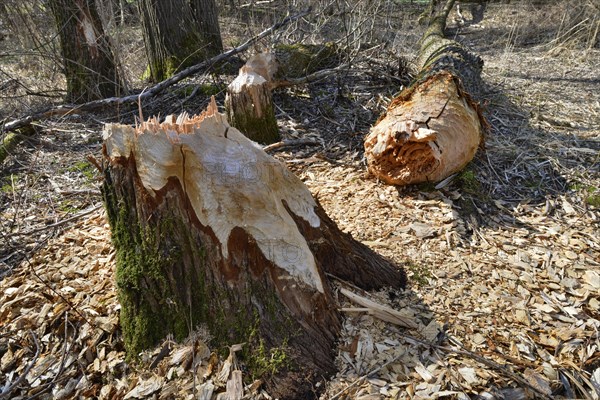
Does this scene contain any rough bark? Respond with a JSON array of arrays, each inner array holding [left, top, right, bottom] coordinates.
[[102, 98, 405, 397], [48, 0, 124, 103], [365, 0, 487, 186], [225, 53, 280, 144], [139, 0, 223, 82]]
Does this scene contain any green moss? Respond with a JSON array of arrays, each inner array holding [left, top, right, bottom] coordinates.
[[102, 170, 301, 376], [249, 338, 290, 378], [199, 83, 222, 97], [275, 42, 342, 79], [175, 83, 223, 98], [58, 200, 79, 214], [69, 160, 96, 182], [407, 263, 431, 286], [586, 194, 600, 207], [102, 178, 206, 356], [226, 98, 280, 144], [569, 181, 599, 208], [457, 168, 480, 195], [1, 176, 16, 194]]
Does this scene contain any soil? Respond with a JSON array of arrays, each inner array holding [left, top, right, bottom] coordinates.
[[1, 1, 599, 399]]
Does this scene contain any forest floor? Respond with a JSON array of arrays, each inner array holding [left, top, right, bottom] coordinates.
[[1, 2, 599, 399]]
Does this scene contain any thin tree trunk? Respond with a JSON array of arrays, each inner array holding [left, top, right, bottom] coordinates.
[[49, 0, 124, 103], [138, 0, 223, 82], [102, 98, 406, 398], [364, 0, 487, 186]]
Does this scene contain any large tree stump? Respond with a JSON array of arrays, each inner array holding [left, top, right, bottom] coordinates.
[[225, 53, 280, 144], [102, 98, 405, 398], [365, 0, 487, 185]]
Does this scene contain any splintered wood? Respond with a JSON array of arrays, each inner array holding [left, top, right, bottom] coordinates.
[[364, 72, 483, 185]]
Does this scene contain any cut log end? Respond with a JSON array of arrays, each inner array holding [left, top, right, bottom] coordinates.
[[365, 72, 483, 185]]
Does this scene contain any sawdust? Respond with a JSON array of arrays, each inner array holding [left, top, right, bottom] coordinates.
[[1, 2, 599, 399]]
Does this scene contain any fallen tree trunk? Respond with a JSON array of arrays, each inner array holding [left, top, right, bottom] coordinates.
[[364, 0, 487, 186], [102, 98, 406, 398]]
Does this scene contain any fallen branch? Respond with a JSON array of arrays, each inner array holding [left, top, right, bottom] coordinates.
[[263, 138, 321, 152], [270, 63, 351, 89], [0, 8, 311, 137], [9, 204, 103, 237], [339, 288, 417, 329]]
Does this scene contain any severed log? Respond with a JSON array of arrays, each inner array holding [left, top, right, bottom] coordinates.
[[364, 0, 487, 186], [225, 53, 280, 144], [101, 98, 405, 398]]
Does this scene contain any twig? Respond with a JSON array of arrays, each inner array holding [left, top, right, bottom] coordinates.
[[9, 204, 103, 237], [24, 254, 94, 329], [263, 138, 321, 152], [0, 331, 40, 399], [389, 330, 555, 400], [270, 63, 351, 89], [25, 313, 73, 400], [0, 8, 312, 136]]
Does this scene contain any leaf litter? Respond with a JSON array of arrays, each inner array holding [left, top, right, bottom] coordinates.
[[1, 4, 600, 399]]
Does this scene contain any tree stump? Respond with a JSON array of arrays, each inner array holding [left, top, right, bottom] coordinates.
[[365, 0, 487, 186], [102, 98, 405, 397], [225, 54, 280, 144]]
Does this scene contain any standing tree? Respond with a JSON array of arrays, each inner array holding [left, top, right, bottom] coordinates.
[[49, 0, 124, 103], [138, 0, 223, 82]]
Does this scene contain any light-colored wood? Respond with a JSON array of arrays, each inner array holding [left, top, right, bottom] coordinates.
[[105, 97, 323, 291], [340, 288, 417, 329], [102, 97, 406, 397], [365, 0, 485, 186], [364, 72, 482, 185]]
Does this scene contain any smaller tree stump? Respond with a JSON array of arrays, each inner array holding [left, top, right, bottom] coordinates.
[[225, 53, 280, 144]]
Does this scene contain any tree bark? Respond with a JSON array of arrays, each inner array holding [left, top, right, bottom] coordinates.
[[138, 0, 223, 82], [48, 0, 124, 103], [102, 98, 405, 397], [365, 0, 487, 186]]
